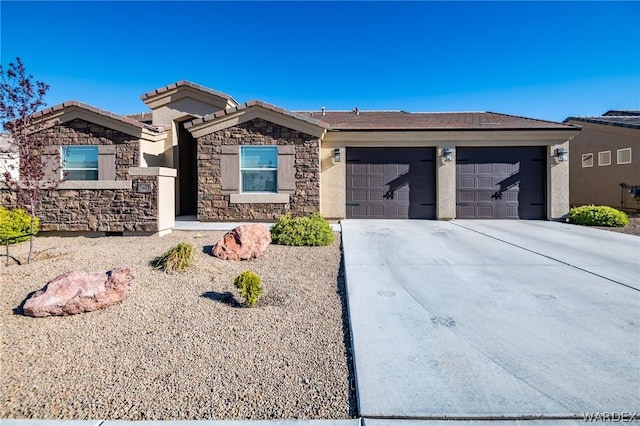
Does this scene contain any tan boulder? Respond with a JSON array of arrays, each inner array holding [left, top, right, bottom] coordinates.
[[22, 268, 135, 317], [211, 224, 271, 261]]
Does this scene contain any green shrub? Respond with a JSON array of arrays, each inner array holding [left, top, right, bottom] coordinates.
[[270, 213, 334, 246], [233, 270, 263, 307], [567, 205, 629, 227], [0, 207, 39, 244], [152, 242, 194, 273]]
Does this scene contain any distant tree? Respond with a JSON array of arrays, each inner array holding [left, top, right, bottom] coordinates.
[[0, 57, 56, 264]]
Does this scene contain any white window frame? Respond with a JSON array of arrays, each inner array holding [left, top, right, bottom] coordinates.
[[239, 145, 278, 194], [581, 153, 594, 168], [617, 148, 632, 165], [598, 151, 611, 166], [61, 145, 99, 180]]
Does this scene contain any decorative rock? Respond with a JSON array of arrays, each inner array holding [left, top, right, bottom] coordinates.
[[22, 268, 135, 317], [211, 224, 271, 261]]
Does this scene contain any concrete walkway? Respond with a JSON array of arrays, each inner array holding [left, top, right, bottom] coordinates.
[[174, 216, 342, 232], [341, 220, 640, 420]]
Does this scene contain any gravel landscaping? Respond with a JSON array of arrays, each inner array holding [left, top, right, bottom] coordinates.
[[0, 230, 356, 420]]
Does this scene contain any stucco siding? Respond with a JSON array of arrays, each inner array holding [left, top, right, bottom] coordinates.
[[567, 121, 639, 210]]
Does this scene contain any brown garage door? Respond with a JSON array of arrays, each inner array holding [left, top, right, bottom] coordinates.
[[456, 147, 546, 219], [346, 148, 436, 219]]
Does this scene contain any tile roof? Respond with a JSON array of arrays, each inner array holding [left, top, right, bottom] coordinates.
[[565, 111, 640, 130], [301, 110, 576, 130], [186, 102, 576, 132], [184, 100, 330, 129], [603, 110, 640, 117], [31, 101, 165, 132], [140, 80, 238, 105]]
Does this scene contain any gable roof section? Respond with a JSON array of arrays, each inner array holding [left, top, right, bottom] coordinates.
[[184, 100, 329, 139], [141, 80, 239, 111], [30, 101, 168, 139], [301, 110, 577, 131], [564, 111, 640, 130]]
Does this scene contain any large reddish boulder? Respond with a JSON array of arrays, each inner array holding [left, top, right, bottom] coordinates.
[[22, 268, 135, 317], [211, 224, 271, 261]]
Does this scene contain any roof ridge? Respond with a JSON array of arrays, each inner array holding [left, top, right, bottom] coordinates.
[[140, 80, 238, 105], [486, 111, 569, 126], [185, 99, 330, 129]]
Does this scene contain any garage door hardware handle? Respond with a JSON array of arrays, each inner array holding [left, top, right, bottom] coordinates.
[[457, 203, 469, 206], [346, 203, 361, 206]]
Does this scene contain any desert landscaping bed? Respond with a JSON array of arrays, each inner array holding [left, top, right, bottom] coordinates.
[[0, 230, 355, 420]]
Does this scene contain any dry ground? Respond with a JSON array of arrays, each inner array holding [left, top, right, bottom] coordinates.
[[0, 231, 355, 420]]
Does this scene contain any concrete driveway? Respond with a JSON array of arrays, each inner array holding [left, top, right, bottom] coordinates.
[[341, 220, 640, 420]]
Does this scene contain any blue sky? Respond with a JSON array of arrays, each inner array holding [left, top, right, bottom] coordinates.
[[1, 1, 639, 122]]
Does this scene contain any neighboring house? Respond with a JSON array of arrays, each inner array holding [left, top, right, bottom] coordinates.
[[564, 110, 640, 212], [0, 134, 19, 182], [0, 81, 580, 235]]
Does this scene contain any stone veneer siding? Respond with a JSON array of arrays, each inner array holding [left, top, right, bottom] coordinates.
[[1, 119, 160, 233], [197, 118, 320, 221], [43, 118, 139, 180], [38, 178, 158, 233]]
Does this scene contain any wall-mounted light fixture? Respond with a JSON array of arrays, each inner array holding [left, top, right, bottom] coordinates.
[[333, 148, 341, 162], [555, 147, 569, 162], [441, 147, 453, 163]]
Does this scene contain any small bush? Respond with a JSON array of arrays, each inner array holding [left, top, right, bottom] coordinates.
[[568, 205, 629, 227], [270, 213, 334, 246], [152, 243, 194, 273], [0, 207, 39, 244], [233, 270, 263, 307]]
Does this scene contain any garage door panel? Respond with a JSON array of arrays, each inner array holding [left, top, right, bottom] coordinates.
[[456, 147, 546, 219], [369, 177, 385, 188], [351, 164, 367, 174], [396, 205, 409, 217], [504, 190, 519, 202], [477, 163, 493, 174], [369, 164, 384, 174], [351, 177, 367, 188], [396, 191, 410, 202], [459, 177, 475, 189], [350, 205, 367, 217], [476, 205, 494, 218], [368, 205, 385, 217], [458, 163, 475, 174], [369, 190, 384, 201], [519, 190, 545, 205], [506, 206, 519, 219], [477, 177, 493, 188], [458, 191, 476, 202], [352, 191, 367, 202], [476, 191, 493, 202], [347, 148, 436, 219]]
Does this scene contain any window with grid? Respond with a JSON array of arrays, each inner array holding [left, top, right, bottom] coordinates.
[[62, 146, 99, 180], [240, 146, 277, 193]]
